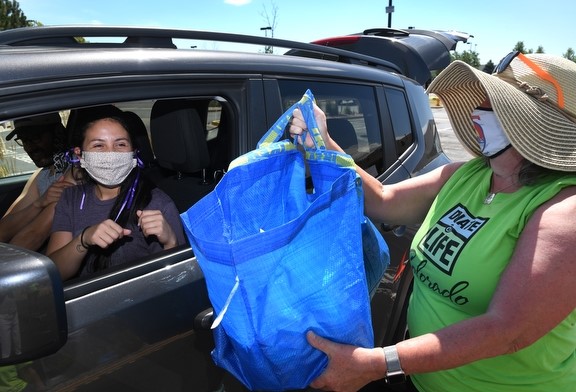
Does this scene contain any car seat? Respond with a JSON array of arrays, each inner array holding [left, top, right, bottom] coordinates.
[[326, 118, 358, 150], [122, 110, 155, 167], [150, 99, 215, 212], [66, 104, 124, 147]]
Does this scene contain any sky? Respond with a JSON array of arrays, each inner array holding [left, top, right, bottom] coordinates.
[[16, 0, 575, 65]]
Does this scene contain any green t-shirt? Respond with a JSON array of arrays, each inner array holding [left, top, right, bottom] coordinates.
[[409, 158, 576, 392], [0, 364, 28, 392]]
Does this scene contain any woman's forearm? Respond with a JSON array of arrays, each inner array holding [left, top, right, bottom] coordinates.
[[9, 203, 56, 250], [0, 202, 43, 242], [397, 313, 519, 376], [48, 232, 88, 280]]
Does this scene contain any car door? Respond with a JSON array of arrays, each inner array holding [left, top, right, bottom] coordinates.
[[273, 79, 417, 349], [0, 76, 267, 391]]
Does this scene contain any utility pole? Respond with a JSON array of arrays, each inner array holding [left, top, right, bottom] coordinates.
[[386, 0, 394, 28], [260, 26, 272, 54]]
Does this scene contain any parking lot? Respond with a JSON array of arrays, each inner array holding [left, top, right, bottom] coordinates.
[[431, 106, 473, 163], [0, 124, 37, 175]]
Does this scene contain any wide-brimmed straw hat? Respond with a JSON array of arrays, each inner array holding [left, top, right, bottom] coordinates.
[[427, 53, 576, 171]]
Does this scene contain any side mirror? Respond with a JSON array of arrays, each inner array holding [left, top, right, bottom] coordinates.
[[0, 243, 67, 365]]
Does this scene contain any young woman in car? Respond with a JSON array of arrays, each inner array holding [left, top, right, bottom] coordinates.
[[47, 112, 186, 280]]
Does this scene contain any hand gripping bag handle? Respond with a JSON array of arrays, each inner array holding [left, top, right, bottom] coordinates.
[[257, 89, 325, 150], [258, 89, 356, 173]]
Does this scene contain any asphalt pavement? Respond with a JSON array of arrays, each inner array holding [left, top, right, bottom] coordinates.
[[431, 106, 474, 163]]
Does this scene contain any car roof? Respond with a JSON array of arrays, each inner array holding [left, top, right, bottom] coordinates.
[[0, 45, 402, 85], [0, 26, 471, 89], [0, 25, 413, 87], [0, 26, 420, 121], [0, 25, 403, 71]]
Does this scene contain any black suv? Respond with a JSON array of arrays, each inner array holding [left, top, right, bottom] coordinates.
[[0, 26, 453, 391]]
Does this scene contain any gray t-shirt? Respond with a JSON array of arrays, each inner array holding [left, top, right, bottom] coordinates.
[[52, 183, 186, 277], [36, 167, 65, 196]]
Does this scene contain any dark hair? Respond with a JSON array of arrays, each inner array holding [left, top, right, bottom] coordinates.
[[77, 114, 154, 272], [517, 160, 558, 186], [483, 157, 558, 186], [52, 122, 67, 152]]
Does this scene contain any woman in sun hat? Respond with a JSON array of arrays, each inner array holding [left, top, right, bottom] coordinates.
[[289, 53, 576, 391]]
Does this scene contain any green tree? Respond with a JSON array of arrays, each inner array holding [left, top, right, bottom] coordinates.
[[513, 41, 530, 54], [563, 48, 576, 62], [482, 59, 495, 74], [0, 0, 31, 30], [451, 50, 481, 68], [512, 41, 546, 55]]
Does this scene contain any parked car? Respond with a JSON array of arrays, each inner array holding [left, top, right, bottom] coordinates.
[[292, 27, 472, 87], [0, 25, 452, 391]]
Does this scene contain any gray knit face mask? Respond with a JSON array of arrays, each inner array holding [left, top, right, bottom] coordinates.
[[80, 151, 136, 186]]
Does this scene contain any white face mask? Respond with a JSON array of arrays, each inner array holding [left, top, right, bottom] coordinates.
[[470, 109, 511, 158], [80, 151, 136, 186]]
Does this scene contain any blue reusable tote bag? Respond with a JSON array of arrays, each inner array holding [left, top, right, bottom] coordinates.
[[181, 90, 388, 391]]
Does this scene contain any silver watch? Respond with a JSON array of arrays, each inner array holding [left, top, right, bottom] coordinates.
[[383, 345, 406, 384]]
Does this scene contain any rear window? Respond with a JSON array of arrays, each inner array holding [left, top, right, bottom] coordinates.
[[0, 116, 64, 179], [384, 88, 414, 156]]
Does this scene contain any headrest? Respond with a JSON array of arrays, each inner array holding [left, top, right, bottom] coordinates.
[[122, 111, 155, 166], [67, 105, 124, 146], [150, 100, 210, 173], [326, 118, 358, 149]]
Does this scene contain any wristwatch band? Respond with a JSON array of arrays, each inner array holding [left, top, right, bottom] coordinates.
[[383, 345, 406, 384]]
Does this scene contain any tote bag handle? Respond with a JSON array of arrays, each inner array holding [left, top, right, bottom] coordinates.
[[257, 89, 325, 150]]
